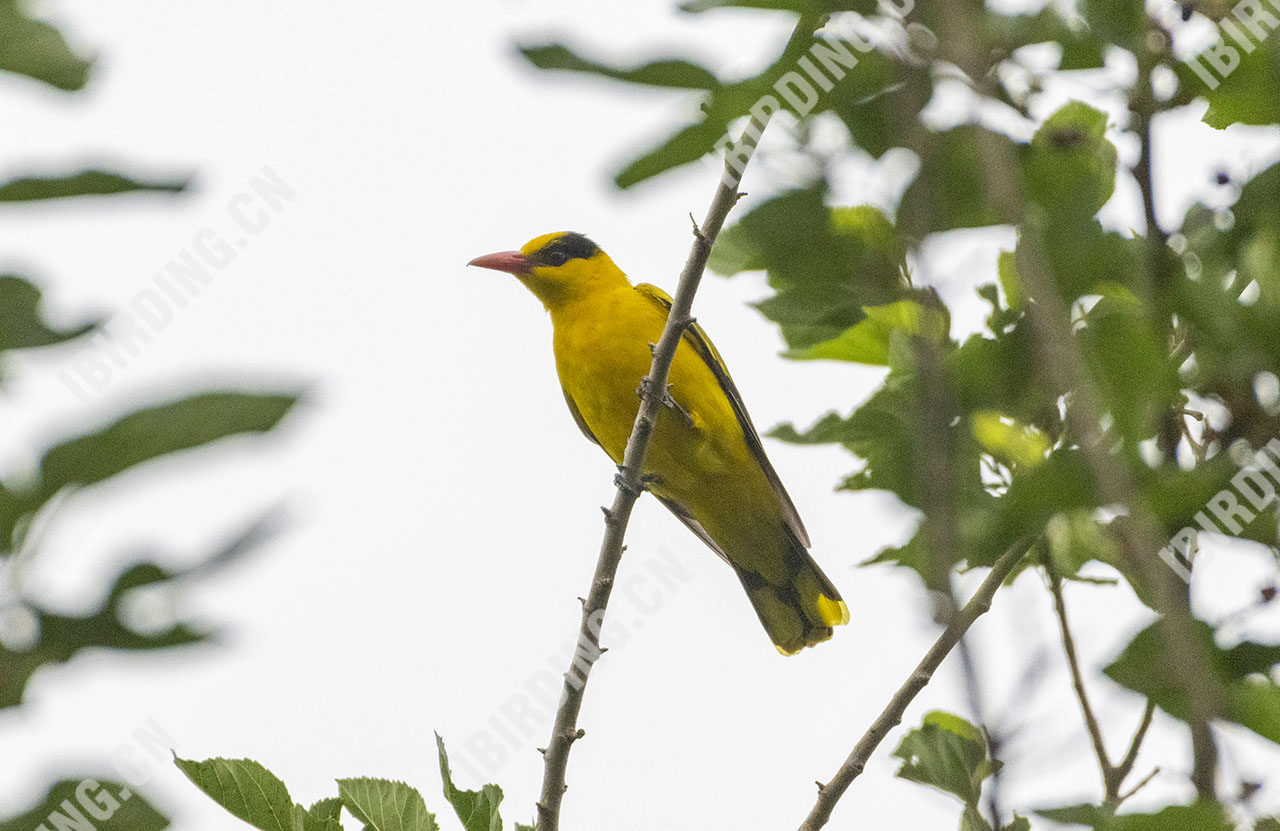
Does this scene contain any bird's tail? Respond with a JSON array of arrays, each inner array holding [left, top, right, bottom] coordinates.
[[736, 532, 849, 655]]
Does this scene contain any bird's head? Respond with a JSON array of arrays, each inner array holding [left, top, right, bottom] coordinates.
[[468, 232, 626, 310]]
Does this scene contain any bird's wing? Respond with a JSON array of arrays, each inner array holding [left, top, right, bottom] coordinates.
[[561, 387, 603, 448], [634, 282, 811, 548], [654, 494, 731, 564]]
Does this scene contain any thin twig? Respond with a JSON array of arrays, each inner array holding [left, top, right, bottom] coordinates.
[[1115, 700, 1157, 786], [532, 18, 824, 829], [1044, 555, 1115, 798], [1046, 554, 1159, 805], [795, 536, 1036, 831], [1119, 766, 1161, 803]]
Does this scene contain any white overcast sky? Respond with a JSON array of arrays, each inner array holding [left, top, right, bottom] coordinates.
[[3, 2, 1280, 830]]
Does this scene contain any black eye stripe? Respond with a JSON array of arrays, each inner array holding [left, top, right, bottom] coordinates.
[[531, 232, 599, 267]]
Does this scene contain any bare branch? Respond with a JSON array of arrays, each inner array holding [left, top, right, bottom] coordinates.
[[796, 536, 1036, 831]]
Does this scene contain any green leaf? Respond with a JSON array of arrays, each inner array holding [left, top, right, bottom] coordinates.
[[2, 512, 280, 706], [1182, 40, 1280, 129], [680, 0, 877, 12], [1078, 298, 1180, 443], [717, 187, 908, 349], [1105, 619, 1280, 745], [0, 0, 92, 91], [175, 757, 298, 831], [1108, 802, 1234, 831], [0, 778, 168, 831], [0, 169, 190, 202], [0, 274, 97, 352], [1038, 801, 1232, 831], [970, 410, 1051, 468], [785, 299, 949, 365], [38, 391, 299, 501], [518, 44, 719, 89], [307, 798, 344, 824], [891, 710, 997, 805], [1033, 219, 1144, 301], [436, 734, 505, 831], [899, 126, 1023, 236], [1023, 100, 1117, 221], [1036, 803, 1115, 827], [961, 805, 994, 831], [339, 778, 439, 831], [1081, 0, 1148, 46], [615, 118, 733, 190], [985, 7, 1105, 71], [996, 251, 1025, 311]]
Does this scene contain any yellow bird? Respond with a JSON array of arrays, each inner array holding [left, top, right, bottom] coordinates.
[[469, 231, 848, 654]]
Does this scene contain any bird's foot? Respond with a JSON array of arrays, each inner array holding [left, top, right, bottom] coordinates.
[[613, 466, 663, 494]]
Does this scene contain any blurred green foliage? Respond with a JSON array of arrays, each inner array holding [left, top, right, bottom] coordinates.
[[0, 4, 300, 830]]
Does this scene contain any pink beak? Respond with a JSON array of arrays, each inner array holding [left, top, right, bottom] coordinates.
[[468, 250, 530, 275]]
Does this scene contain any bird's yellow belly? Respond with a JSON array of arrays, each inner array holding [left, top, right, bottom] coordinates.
[[553, 306, 743, 495]]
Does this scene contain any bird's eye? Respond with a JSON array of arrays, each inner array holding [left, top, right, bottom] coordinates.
[[545, 250, 568, 267]]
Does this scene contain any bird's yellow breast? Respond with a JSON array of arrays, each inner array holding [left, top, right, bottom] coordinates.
[[549, 285, 751, 488]]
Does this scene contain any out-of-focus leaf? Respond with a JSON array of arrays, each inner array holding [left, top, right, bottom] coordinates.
[[615, 118, 734, 190], [1036, 802, 1114, 827], [1185, 163, 1280, 310], [1105, 619, 1280, 744], [971, 410, 1050, 467], [1023, 100, 1117, 221], [0, 0, 92, 91], [1081, 0, 1148, 47], [0, 274, 97, 352], [1038, 800, 1232, 830], [339, 778, 439, 831], [680, 0, 877, 12], [518, 44, 720, 89], [1, 509, 280, 705], [437, 734, 505, 831], [522, 19, 915, 187], [0, 560, 207, 708], [997, 251, 1024, 311], [892, 710, 997, 805], [1109, 802, 1234, 831], [992, 448, 1101, 551], [1042, 510, 1120, 582], [0, 169, 189, 202], [785, 298, 949, 364], [0, 778, 168, 831], [38, 391, 299, 501], [899, 125, 1023, 236], [1178, 40, 1280, 129], [947, 328, 1058, 430], [1078, 297, 1181, 443], [985, 7, 1106, 70], [1034, 220, 1144, 301], [715, 187, 908, 349]]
